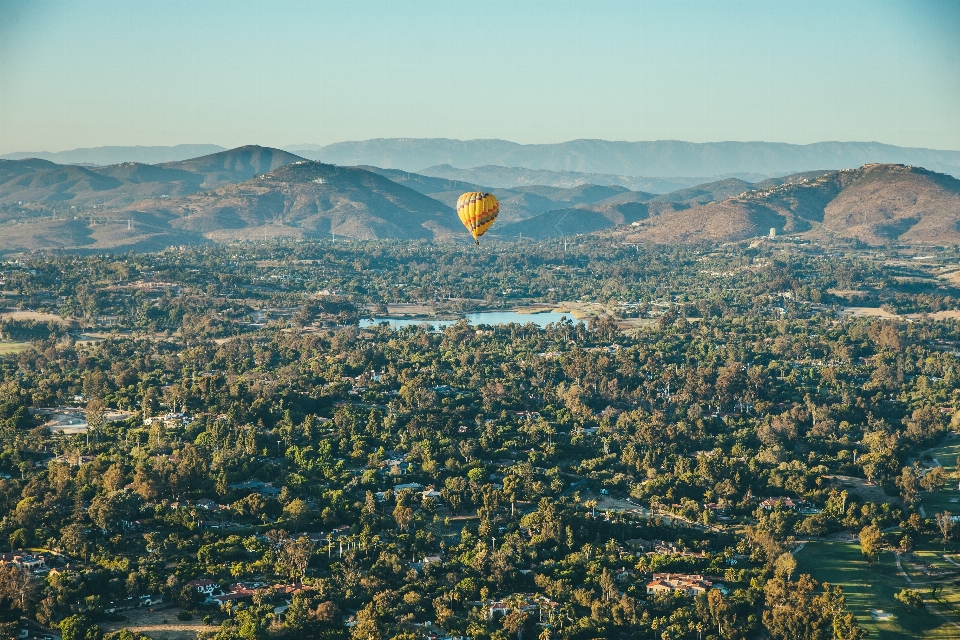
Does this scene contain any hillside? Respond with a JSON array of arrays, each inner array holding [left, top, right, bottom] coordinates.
[[160, 145, 307, 188], [127, 161, 463, 242], [365, 167, 655, 224], [647, 178, 754, 206], [0, 146, 309, 208], [416, 164, 722, 193], [0, 153, 470, 252], [2, 151, 957, 251], [618, 164, 960, 245], [290, 138, 960, 178]]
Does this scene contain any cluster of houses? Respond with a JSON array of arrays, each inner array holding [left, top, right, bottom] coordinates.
[[645, 573, 717, 597], [759, 496, 818, 513], [188, 578, 305, 608], [483, 594, 559, 621], [142, 412, 194, 429]]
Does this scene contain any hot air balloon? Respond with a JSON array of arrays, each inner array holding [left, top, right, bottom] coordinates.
[[456, 192, 499, 245]]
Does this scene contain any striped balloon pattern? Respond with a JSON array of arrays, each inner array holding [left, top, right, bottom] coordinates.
[[456, 192, 499, 244]]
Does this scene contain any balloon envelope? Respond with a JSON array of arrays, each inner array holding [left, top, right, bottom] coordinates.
[[456, 192, 499, 243]]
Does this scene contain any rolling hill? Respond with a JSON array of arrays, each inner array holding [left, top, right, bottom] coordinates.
[[618, 164, 960, 245], [121, 161, 463, 242], [0, 150, 470, 252], [416, 164, 721, 193], [160, 145, 307, 188], [0, 146, 309, 209], [1, 145, 957, 252]]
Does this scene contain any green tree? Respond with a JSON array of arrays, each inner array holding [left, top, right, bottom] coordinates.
[[894, 588, 924, 610], [858, 524, 882, 564], [60, 614, 104, 640]]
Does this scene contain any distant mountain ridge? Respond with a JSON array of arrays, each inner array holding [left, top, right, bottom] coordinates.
[[288, 138, 960, 179], [8, 139, 959, 180], [0, 144, 226, 166]]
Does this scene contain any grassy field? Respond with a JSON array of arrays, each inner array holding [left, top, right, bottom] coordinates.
[[795, 541, 959, 639], [917, 434, 960, 516], [0, 341, 31, 354]]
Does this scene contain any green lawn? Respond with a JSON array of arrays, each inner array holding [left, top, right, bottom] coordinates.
[[795, 541, 958, 639], [917, 435, 960, 516], [0, 341, 30, 354]]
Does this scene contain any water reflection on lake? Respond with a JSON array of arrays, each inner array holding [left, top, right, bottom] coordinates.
[[360, 310, 577, 329]]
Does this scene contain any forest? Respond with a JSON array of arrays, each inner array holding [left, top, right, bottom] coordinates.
[[1, 237, 959, 640]]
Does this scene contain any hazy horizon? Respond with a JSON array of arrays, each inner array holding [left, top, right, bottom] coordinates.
[[6, 137, 960, 158], [2, 0, 959, 155]]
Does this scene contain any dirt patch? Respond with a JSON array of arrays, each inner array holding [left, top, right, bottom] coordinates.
[[840, 307, 899, 319], [825, 475, 898, 505], [385, 303, 435, 316], [0, 309, 69, 324], [907, 310, 960, 321], [100, 607, 209, 640], [939, 269, 960, 287]]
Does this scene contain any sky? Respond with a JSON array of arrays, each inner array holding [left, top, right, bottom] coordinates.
[[1, 0, 958, 154]]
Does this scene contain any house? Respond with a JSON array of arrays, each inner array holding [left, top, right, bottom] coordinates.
[[189, 579, 220, 596], [229, 480, 281, 496], [646, 574, 712, 597], [196, 498, 221, 511], [0, 552, 47, 571], [760, 497, 799, 511], [421, 487, 443, 501]]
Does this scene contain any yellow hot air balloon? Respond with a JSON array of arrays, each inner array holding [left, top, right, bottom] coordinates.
[[456, 192, 499, 245]]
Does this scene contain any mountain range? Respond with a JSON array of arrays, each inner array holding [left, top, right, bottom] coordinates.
[[0, 145, 958, 252], [6, 139, 960, 181], [0, 144, 226, 166], [288, 139, 960, 179]]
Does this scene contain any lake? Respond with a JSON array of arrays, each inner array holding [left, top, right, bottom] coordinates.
[[360, 310, 578, 329]]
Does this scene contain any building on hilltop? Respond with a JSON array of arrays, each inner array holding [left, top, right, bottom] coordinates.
[[646, 573, 713, 597]]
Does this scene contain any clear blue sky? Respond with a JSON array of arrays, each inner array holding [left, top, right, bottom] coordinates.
[[1, 0, 958, 153]]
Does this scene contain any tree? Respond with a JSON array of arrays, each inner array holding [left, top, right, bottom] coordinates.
[[88, 490, 143, 533], [897, 467, 919, 506], [393, 502, 413, 532], [85, 399, 105, 445], [280, 535, 315, 584], [351, 602, 383, 640], [60, 614, 103, 640], [282, 499, 312, 529], [921, 466, 947, 493], [763, 575, 863, 640], [858, 524, 882, 564], [774, 552, 797, 581], [0, 564, 37, 613], [894, 588, 925, 610], [936, 511, 954, 545]]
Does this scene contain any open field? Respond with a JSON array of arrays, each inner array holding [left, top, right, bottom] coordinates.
[[99, 606, 208, 640], [840, 306, 900, 319], [0, 309, 68, 324], [916, 434, 960, 515], [796, 541, 960, 639], [0, 341, 31, 354]]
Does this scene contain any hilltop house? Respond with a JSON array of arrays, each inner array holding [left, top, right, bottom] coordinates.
[[646, 573, 713, 597]]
